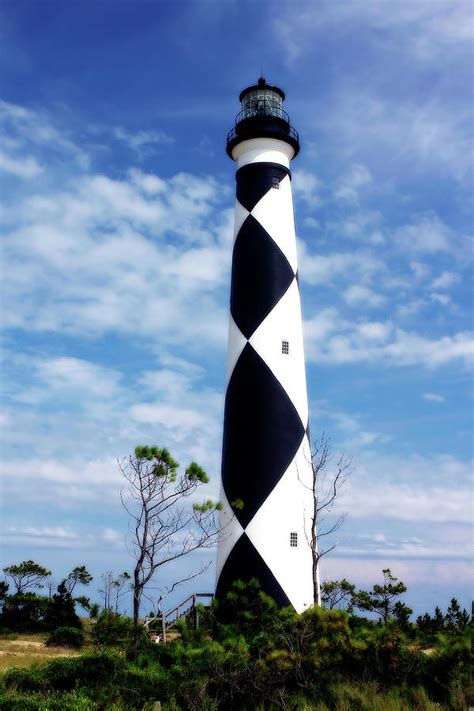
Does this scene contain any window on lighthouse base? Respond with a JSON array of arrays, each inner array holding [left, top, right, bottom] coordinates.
[[282, 340, 289, 355], [290, 532, 298, 547]]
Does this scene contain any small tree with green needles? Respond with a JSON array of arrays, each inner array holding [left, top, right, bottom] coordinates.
[[355, 568, 408, 623], [3, 560, 51, 593], [65, 565, 92, 594], [119, 446, 222, 646]]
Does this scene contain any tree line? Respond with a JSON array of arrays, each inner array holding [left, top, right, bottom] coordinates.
[[1, 558, 469, 642]]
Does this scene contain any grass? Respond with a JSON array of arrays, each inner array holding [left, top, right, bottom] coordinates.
[[0, 632, 82, 672]]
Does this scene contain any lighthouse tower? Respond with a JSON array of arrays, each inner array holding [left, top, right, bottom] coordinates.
[[216, 79, 315, 613]]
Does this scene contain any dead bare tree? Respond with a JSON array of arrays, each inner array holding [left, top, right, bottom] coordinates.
[[98, 571, 116, 612], [119, 445, 222, 643], [304, 434, 352, 606]]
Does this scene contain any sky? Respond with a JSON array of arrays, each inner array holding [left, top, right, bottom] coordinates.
[[0, 0, 472, 617]]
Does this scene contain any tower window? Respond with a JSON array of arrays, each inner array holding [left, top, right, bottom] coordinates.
[[282, 340, 289, 355], [272, 176, 280, 189], [290, 532, 298, 547]]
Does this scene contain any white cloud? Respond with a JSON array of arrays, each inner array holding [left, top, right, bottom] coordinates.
[[292, 169, 322, 206], [273, 1, 473, 64], [423, 392, 446, 403], [338, 538, 472, 561], [304, 307, 340, 343], [395, 213, 453, 254], [396, 299, 427, 318], [327, 210, 383, 244], [129, 168, 167, 194], [1, 456, 120, 503], [6, 525, 78, 539], [356, 321, 392, 341], [2, 525, 84, 549], [2, 166, 231, 346], [130, 403, 207, 430], [432, 271, 461, 289], [38, 357, 122, 397], [312, 405, 388, 453], [0, 99, 89, 169], [321, 558, 472, 589], [298, 245, 383, 286], [0, 150, 42, 178], [113, 126, 174, 155], [409, 261, 430, 281], [338, 520, 472, 561], [102, 528, 123, 546], [309, 85, 472, 185], [0, 100, 34, 121], [1, 348, 224, 510], [334, 164, 372, 203], [343, 285, 385, 308], [345, 483, 471, 523], [383, 329, 473, 367], [430, 292, 451, 306], [339, 451, 473, 524], [8, 355, 124, 411], [305, 309, 473, 369]]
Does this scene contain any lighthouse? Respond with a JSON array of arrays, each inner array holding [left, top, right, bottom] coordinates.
[[216, 78, 315, 613]]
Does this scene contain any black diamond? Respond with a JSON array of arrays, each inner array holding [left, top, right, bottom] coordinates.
[[215, 532, 291, 608], [222, 343, 305, 528], [236, 163, 290, 212], [231, 215, 294, 339]]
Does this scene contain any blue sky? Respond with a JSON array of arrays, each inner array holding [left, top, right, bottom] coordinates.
[[0, 0, 472, 616]]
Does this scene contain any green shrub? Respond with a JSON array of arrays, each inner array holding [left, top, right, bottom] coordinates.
[[421, 629, 470, 704], [0, 598, 469, 711], [43, 581, 82, 631], [119, 666, 170, 709], [91, 610, 133, 649], [46, 626, 85, 648], [2, 651, 127, 694], [0, 689, 100, 710], [0, 592, 49, 632], [213, 578, 280, 635]]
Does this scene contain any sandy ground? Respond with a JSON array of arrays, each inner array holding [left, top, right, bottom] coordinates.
[[0, 635, 80, 671]]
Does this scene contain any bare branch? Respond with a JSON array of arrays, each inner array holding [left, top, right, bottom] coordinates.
[[307, 433, 352, 607]]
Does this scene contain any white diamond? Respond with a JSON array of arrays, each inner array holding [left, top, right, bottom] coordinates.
[[249, 279, 309, 427], [251, 175, 298, 273], [245, 437, 314, 613]]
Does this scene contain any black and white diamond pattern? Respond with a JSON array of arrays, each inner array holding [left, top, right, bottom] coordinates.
[[216, 162, 314, 613]]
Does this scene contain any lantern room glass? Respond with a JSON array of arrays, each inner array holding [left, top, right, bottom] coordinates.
[[240, 89, 284, 120]]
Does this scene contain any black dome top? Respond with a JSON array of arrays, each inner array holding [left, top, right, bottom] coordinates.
[[239, 77, 285, 103]]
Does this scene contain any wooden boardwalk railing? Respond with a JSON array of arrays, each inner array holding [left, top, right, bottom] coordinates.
[[145, 592, 214, 643]]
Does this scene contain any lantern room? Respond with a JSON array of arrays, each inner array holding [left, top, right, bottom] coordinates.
[[227, 77, 299, 158], [239, 78, 285, 120]]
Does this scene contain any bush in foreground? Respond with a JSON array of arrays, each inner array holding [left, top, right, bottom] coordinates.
[[45, 626, 85, 649], [91, 610, 134, 650], [0, 581, 469, 710]]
